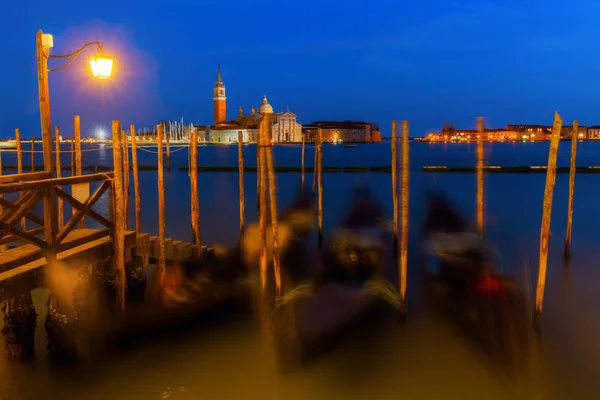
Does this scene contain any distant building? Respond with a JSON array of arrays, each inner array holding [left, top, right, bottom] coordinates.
[[588, 126, 600, 140], [506, 124, 588, 140], [302, 121, 382, 143], [195, 65, 302, 143]]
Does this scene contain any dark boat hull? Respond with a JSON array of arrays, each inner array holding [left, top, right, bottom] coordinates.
[[420, 192, 532, 375], [273, 283, 396, 370]]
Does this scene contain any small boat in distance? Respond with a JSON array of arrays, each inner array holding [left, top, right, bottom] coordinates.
[[344, 144, 355, 148]]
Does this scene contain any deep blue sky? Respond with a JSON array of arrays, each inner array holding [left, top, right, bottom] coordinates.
[[1, 0, 598, 138]]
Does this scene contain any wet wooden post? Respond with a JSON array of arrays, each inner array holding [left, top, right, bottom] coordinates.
[[70, 141, 74, 176], [122, 130, 130, 230], [391, 120, 399, 253], [55, 126, 64, 229], [190, 128, 202, 258], [15, 128, 25, 233], [317, 127, 323, 249], [111, 121, 126, 312], [238, 131, 245, 238], [157, 124, 167, 287], [565, 120, 578, 259], [257, 141, 261, 214], [534, 111, 563, 330], [166, 128, 171, 173], [0, 151, 6, 251], [74, 115, 83, 228], [258, 120, 268, 291], [399, 120, 410, 316], [30, 136, 35, 171], [312, 142, 317, 197], [476, 116, 485, 238], [265, 122, 283, 299], [301, 134, 305, 196], [130, 125, 142, 234]]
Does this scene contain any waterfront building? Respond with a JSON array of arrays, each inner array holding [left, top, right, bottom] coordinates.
[[196, 66, 302, 143], [302, 121, 382, 143], [588, 126, 600, 140]]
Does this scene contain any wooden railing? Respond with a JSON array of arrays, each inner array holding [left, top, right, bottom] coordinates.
[[0, 172, 115, 253]]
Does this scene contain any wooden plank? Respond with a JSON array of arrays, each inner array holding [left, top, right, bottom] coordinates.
[[0, 196, 44, 226], [0, 227, 44, 245], [0, 171, 51, 184], [0, 231, 135, 303], [0, 229, 136, 273]]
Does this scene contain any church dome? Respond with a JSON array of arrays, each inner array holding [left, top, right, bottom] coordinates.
[[258, 95, 273, 115]]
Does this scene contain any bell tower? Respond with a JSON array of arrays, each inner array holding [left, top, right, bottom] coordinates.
[[213, 64, 226, 125]]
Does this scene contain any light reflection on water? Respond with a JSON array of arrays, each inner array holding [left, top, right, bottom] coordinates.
[[1, 142, 600, 398]]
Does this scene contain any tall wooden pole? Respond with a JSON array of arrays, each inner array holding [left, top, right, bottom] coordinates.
[[36, 31, 54, 254], [157, 124, 167, 286], [0, 151, 5, 251], [74, 115, 83, 228], [257, 141, 261, 214], [265, 123, 282, 298], [35, 30, 53, 174], [111, 121, 126, 312], [55, 126, 63, 229], [30, 137, 35, 172], [565, 120, 578, 258], [166, 128, 171, 173], [130, 125, 142, 234], [258, 120, 268, 291], [238, 131, 245, 239], [534, 111, 563, 329], [391, 120, 399, 253], [399, 120, 410, 315], [122, 130, 130, 230], [317, 127, 323, 249], [15, 129, 25, 233], [476, 116, 485, 238], [70, 141, 74, 176], [190, 128, 202, 258], [312, 144, 317, 197], [301, 135, 305, 196]]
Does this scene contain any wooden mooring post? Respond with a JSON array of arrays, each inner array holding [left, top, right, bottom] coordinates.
[[55, 126, 64, 229], [399, 120, 410, 316], [156, 123, 167, 288], [111, 121, 126, 312], [266, 123, 283, 299], [476, 116, 485, 238], [30, 136, 34, 172], [238, 131, 245, 238], [74, 115, 83, 228], [257, 141, 262, 214], [391, 120, 399, 253], [190, 128, 202, 258], [564, 120, 578, 258], [312, 143, 317, 197], [15, 128, 25, 233], [166, 129, 171, 173], [122, 130, 130, 230], [301, 135, 305, 196], [258, 119, 268, 291], [130, 124, 142, 234], [317, 127, 323, 248], [534, 111, 562, 330]]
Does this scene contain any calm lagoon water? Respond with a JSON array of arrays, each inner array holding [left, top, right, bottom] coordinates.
[[1, 141, 600, 399]]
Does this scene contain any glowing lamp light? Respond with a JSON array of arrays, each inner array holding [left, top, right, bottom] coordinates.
[[89, 53, 115, 79]]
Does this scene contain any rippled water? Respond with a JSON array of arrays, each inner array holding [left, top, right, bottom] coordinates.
[[1, 141, 600, 399]]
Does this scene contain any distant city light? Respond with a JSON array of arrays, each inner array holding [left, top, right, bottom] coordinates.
[[95, 128, 107, 141]]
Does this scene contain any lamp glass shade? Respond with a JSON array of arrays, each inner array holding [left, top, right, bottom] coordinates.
[[89, 54, 114, 79]]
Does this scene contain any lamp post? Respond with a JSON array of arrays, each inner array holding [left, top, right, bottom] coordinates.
[[36, 29, 115, 174], [35, 29, 115, 243]]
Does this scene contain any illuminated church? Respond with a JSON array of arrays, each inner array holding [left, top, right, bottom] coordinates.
[[199, 65, 302, 143]]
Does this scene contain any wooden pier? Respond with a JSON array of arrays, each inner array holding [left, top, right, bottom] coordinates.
[[0, 170, 207, 304]]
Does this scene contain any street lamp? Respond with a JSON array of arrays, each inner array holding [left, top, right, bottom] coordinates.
[[36, 29, 115, 174]]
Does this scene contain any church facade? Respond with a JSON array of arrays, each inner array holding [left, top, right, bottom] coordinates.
[[197, 66, 302, 143]]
